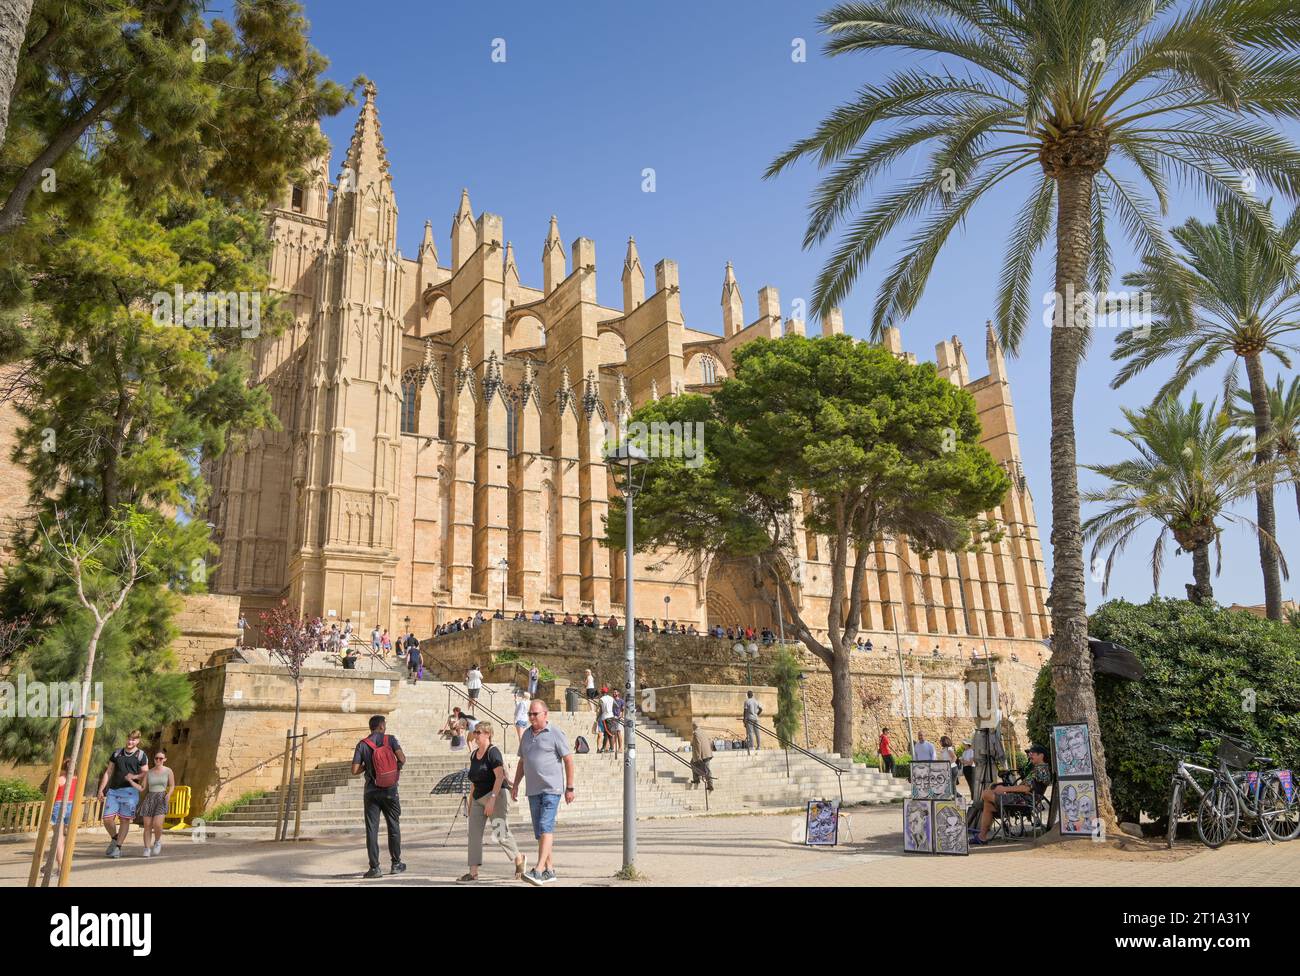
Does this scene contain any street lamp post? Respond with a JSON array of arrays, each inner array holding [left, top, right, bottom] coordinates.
[[497, 557, 508, 617], [606, 440, 649, 874]]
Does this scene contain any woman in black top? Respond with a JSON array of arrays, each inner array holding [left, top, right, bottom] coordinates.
[[460, 721, 526, 882]]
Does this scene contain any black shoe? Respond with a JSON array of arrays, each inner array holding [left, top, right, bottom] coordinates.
[[363, 867, 382, 879], [391, 861, 407, 874]]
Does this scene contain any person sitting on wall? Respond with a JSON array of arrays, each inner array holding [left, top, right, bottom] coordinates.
[[970, 744, 1052, 845]]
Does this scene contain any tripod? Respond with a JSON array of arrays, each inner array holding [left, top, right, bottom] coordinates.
[[442, 793, 469, 847]]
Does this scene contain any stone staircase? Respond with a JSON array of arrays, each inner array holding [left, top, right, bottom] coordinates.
[[207, 680, 907, 836]]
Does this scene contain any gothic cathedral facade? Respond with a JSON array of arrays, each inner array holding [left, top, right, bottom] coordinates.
[[207, 85, 1051, 650]]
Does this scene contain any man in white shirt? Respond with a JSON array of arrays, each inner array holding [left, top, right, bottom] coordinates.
[[466, 664, 483, 702], [912, 732, 937, 761], [598, 689, 616, 753]]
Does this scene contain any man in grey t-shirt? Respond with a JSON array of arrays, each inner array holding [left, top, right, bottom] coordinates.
[[743, 691, 764, 752], [510, 699, 574, 885]]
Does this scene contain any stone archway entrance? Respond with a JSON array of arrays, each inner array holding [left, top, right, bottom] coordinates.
[[705, 557, 774, 631]]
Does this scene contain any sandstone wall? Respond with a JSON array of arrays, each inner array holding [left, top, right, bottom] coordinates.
[[162, 664, 397, 813], [421, 620, 1046, 759], [170, 592, 243, 671]]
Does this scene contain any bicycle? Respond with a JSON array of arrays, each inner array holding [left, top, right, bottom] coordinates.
[[1153, 743, 1213, 849], [1192, 728, 1291, 848]]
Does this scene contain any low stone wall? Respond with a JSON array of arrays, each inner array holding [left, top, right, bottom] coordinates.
[[422, 620, 1046, 759], [162, 663, 398, 814], [647, 684, 777, 742], [170, 592, 243, 671]]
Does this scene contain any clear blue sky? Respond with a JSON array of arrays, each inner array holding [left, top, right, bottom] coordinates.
[[297, 0, 1297, 611]]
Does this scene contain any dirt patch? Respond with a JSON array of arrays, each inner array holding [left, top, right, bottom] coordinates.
[[1024, 832, 1199, 862]]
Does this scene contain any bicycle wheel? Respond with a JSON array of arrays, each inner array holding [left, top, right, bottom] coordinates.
[[1167, 781, 1183, 849], [1197, 783, 1239, 849], [1229, 773, 1268, 842], [1260, 775, 1300, 841]]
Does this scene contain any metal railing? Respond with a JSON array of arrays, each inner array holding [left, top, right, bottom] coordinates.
[[751, 721, 845, 804], [572, 696, 709, 810]]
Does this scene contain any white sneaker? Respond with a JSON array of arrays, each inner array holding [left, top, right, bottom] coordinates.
[[105, 841, 118, 857], [142, 847, 151, 858], [152, 841, 162, 856]]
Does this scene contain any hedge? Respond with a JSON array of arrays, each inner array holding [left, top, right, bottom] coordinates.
[[1028, 598, 1300, 824]]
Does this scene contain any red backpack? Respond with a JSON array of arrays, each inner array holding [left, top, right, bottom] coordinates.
[[364, 734, 400, 788]]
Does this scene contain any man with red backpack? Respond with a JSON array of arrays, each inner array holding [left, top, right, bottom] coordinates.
[[352, 715, 407, 879]]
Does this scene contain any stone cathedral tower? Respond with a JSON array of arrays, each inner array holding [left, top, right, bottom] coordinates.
[[208, 86, 1051, 654]]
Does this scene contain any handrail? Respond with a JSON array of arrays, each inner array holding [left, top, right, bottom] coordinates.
[[751, 722, 844, 805], [442, 682, 512, 729], [577, 697, 707, 810]]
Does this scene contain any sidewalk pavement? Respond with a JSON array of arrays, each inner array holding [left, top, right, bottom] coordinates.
[[3, 805, 1294, 886]]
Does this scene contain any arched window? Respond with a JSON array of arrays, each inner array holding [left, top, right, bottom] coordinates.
[[400, 369, 420, 434], [701, 355, 717, 385], [505, 398, 519, 457]]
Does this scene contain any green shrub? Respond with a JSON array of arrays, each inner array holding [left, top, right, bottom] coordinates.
[[0, 778, 44, 804], [201, 789, 269, 822], [1028, 599, 1300, 823], [770, 645, 802, 746], [492, 651, 555, 682]]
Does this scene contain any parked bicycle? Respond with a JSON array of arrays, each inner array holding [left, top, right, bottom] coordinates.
[[1159, 731, 1298, 849]]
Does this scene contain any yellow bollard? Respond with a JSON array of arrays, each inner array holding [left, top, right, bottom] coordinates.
[[294, 729, 308, 841], [274, 730, 291, 842], [28, 707, 73, 887], [57, 702, 99, 888]]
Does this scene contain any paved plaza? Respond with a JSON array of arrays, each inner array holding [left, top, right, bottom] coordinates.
[[4, 805, 1296, 887]]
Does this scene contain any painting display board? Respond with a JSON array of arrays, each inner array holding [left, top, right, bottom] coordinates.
[[933, 798, 970, 855], [1052, 722, 1100, 838], [805, 799, 840, 846], [904, 798, 933, 853], [909, 760, 955, 800]]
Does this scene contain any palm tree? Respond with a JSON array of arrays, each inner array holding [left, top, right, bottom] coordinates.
[[1083, 396, 1276, 605], [766, 0, 1300, 824], [1113, 203, 1300, 619], [1229, 374, 1300, 525]]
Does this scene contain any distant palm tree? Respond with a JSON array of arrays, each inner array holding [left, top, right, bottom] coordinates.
[[1113, 203, 1300, 618], [767, 0, 1300, 823], [1229, 374, 1300, 524], [1083, 396, 1276, 605]]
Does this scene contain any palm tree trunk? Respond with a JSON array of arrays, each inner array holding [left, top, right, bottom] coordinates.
[[1048, 168, 1116, 827], [1244, 352, 1282, 619], [0, 0, 34, 153], [1189, 543, 1212, 604]]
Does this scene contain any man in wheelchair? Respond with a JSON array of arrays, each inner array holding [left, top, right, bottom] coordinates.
[[971, 743, 1052, 845]]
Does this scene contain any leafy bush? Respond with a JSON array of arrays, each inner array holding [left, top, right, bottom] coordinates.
[[1028, 599, 1300, 823], [0, 778, 44, 803], [491, 651, 555, 682], [201, 789, 269, 822], [770, 645, 802, 746]]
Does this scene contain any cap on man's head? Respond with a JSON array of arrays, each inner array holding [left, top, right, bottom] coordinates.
[[1027, 743, 1050, 759]]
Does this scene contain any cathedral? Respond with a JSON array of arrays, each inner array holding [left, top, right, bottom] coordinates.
[[207, 84, 1051, 651]]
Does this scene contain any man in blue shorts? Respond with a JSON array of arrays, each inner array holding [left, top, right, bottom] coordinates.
[[97, 729, 148, 858], [510, 699, 575, 885]]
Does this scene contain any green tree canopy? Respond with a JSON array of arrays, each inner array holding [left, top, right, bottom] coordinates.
[[608, 334, 1009, 754]]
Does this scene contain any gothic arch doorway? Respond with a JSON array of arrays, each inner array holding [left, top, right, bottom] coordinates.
[[705, 557, 773, 631]]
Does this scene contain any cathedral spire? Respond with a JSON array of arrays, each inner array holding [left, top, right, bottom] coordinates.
[[419, 219, 438, 265], [451, 188, 475, 269], [504, 240, 520, 287], [341, 81, 391, 190], [543, 215, 565, 295], [986, 320, 1007, 383], [721, 262, 744, 337], [622, 236, 644, 311], [332, 82, 396, 244]]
